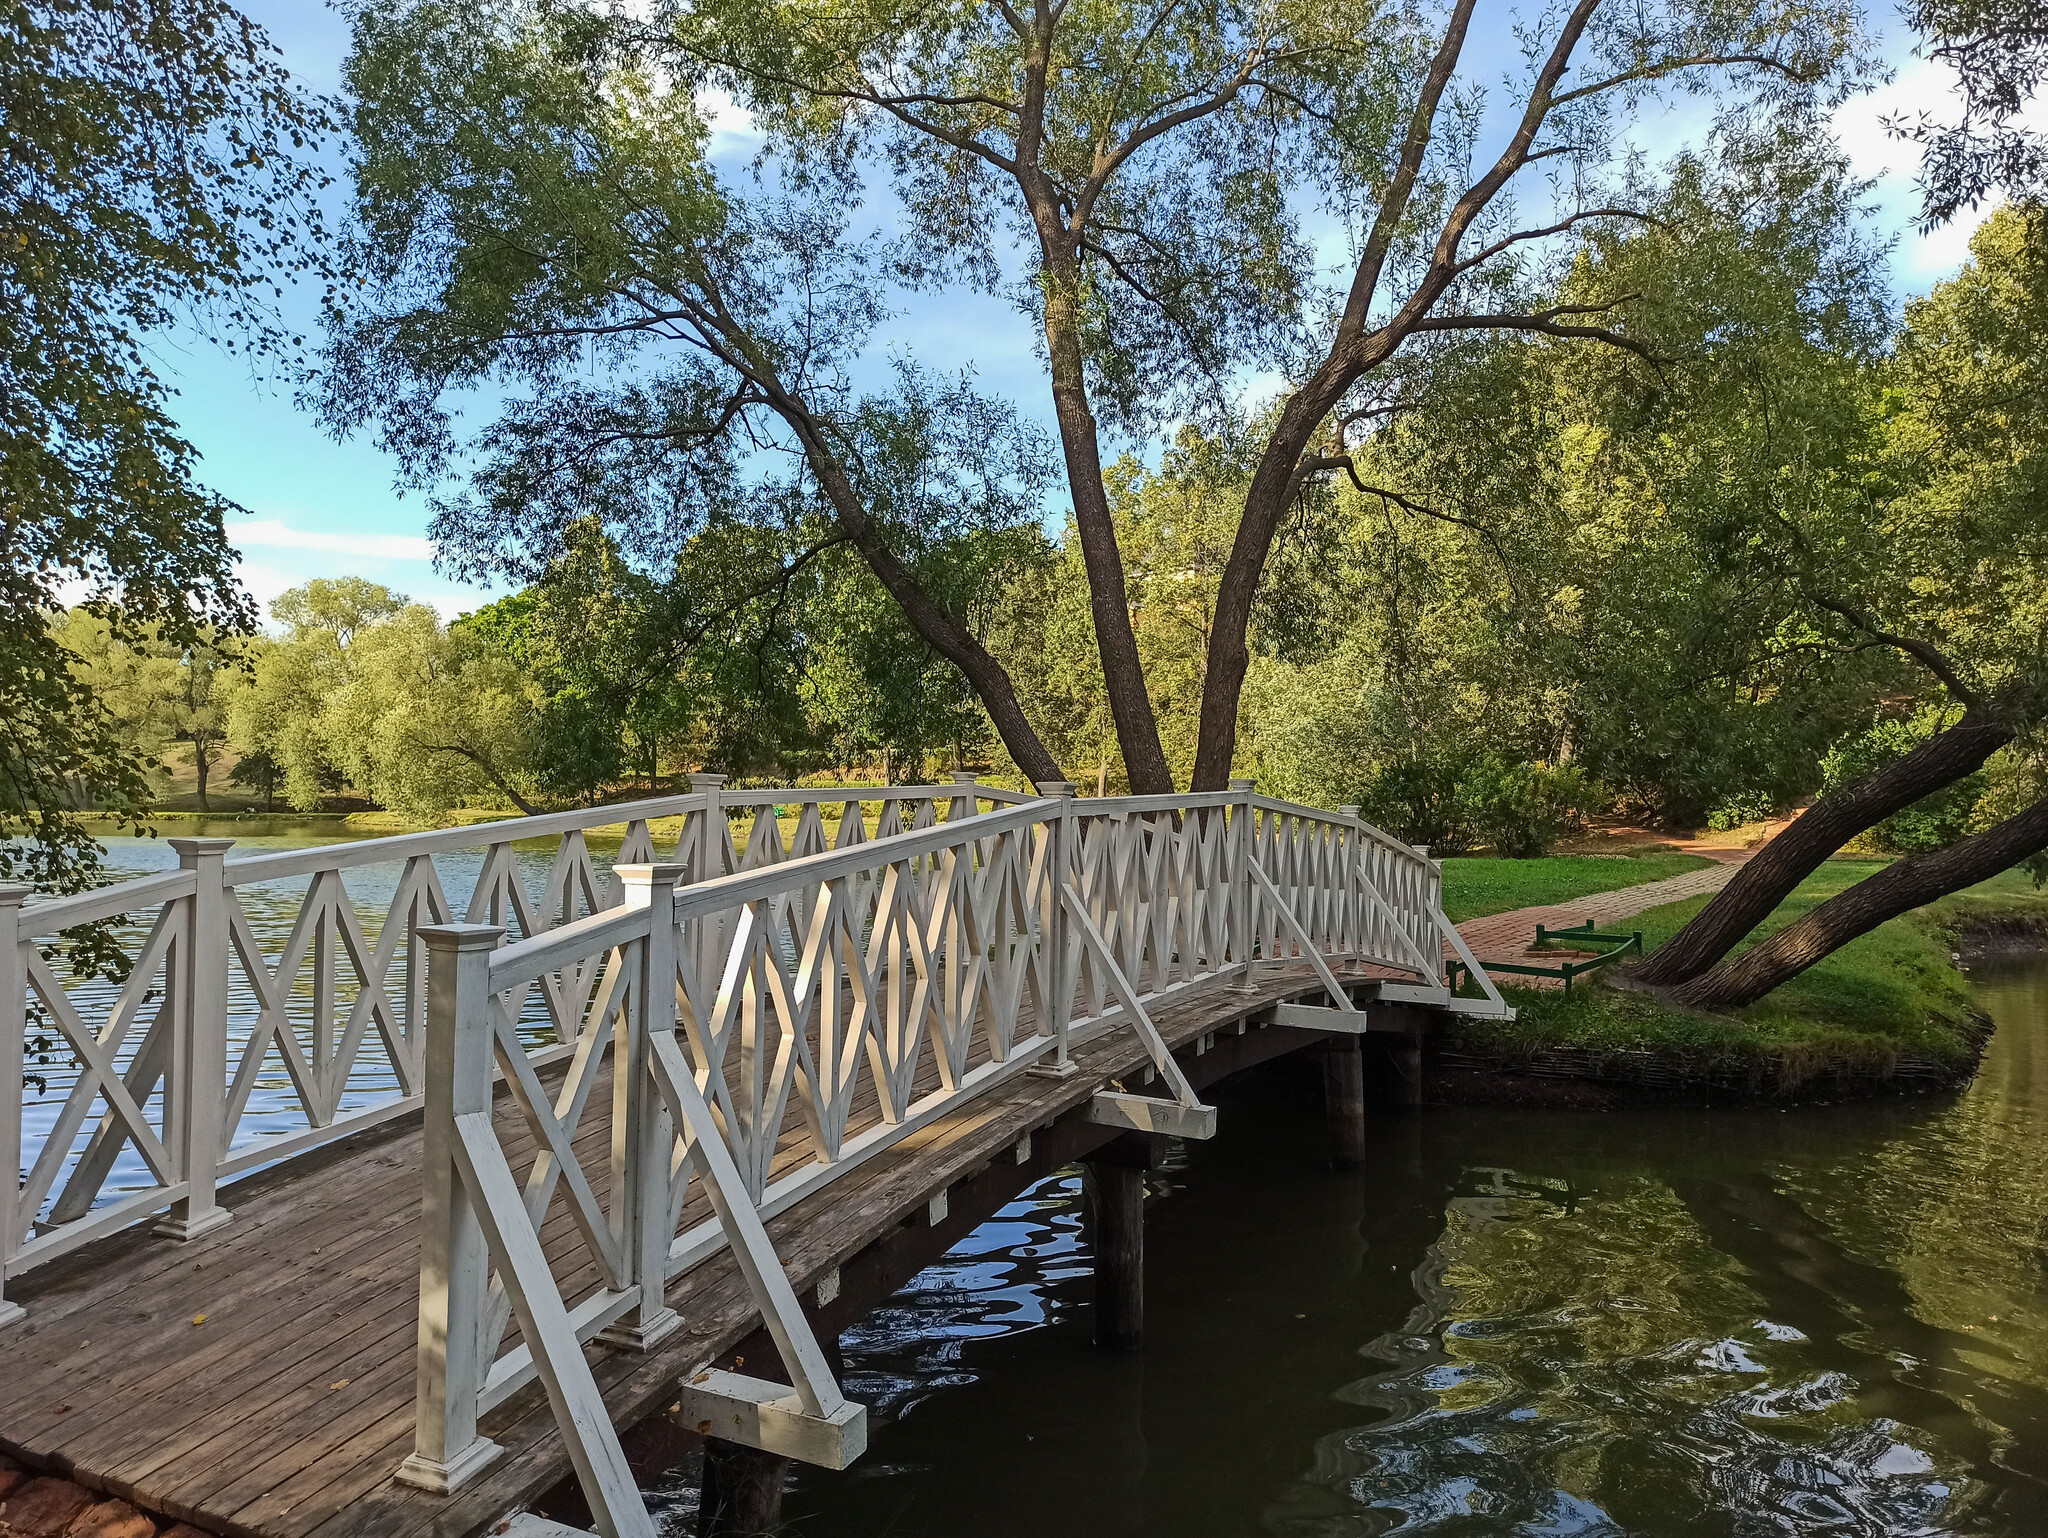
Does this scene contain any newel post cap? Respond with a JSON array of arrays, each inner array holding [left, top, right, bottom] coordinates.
[[416, 922, 506, 953]]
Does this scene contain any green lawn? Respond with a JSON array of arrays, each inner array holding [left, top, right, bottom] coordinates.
[[1452, 860, 2048, 1081], [1439, 850, 1715, 923]]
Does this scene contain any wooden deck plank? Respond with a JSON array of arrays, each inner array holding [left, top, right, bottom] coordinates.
[[1, 964, 1356, 1538]]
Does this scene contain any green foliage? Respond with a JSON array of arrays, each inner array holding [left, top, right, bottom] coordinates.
[[2, 0, 327, 904], [1706, 791, 1778, 832], [1347, 753, 1591, 857], [1821, 707, 1989, 853], [227, 580, 538, 820], [1450, 859, 2009, 1077]]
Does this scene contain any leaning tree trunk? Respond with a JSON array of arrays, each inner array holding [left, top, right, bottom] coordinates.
[[1635, 705, 2014, 986], [1675, 794, 2048, 1010]]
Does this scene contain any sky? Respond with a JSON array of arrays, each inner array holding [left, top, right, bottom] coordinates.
[[157, 2, 2030, 624]]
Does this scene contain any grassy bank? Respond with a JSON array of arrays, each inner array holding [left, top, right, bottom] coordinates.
[[1438, 849, 1714, 922], [1442, 860, 2048, 1097]]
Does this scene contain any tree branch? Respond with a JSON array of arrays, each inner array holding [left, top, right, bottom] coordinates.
[[1802, 590, 1981, 706]]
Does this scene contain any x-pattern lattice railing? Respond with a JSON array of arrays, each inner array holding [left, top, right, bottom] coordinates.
[[387, 780, 1501, 1537], [1, 775, 1026, 1320], [4, 774, 1502, 1536]]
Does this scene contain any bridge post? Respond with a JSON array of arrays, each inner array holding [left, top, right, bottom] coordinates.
[[2, 884, 28, 1328], [1319, 1038, 1368, 1168], [1083, 1136, 1153, 1349], [697, 1439, 791, 1537], [398, 922, 507, 1494], [157, 838, 235, 1241], [946, 771, 979, 823], [1230, 777, 1257, 992], [688, 772, 728, 882], [1032, 781, 1078, 1075], [602, 865, 684, 1351]]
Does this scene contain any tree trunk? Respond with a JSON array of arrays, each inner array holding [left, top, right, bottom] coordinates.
[[193, 739, 211, 813], [1635, 705, 2015, 986], [1675, 794, 2048, 1010], [1191, 360, 1358, 791], [1040, 277, 1174, 794]]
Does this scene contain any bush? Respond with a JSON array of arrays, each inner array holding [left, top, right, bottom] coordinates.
[[1457, 759, 1592, 857], [1355, 752, 1592, 856], [1705, 789, 1776, 831]]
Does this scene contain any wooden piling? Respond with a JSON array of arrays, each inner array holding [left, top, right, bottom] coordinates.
[[697, 1439, 791, 1538], [1319, 1038, 1368, 1167], [1082, 1138, 1151, 1350]]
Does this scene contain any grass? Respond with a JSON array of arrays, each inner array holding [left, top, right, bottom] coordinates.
[[1438, 849, 1716, 923], [1449, 860, 2048, 1088]]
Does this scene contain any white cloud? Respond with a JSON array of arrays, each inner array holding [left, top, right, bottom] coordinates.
[[234, 517, 436, 562], [1831, 54, 2048, 288]]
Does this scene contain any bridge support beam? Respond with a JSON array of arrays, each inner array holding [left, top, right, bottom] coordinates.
[[1083, 1136, 1154, 1350], [1318, 1038, 1368, 1168]]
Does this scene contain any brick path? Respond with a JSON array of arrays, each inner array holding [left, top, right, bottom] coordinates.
[[1455, 858, 1750, 986]]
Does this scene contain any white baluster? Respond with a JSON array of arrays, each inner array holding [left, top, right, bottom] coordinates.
[[1229, 777, 1257, 991], [398, 921, 507, 1494], [1029, 782, 1078, 1076], [156, 838, 234, 1240], [1, 883, 29, 1327], [600, 865, 683, 1351]]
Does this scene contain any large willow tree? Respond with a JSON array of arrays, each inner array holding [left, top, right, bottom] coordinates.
[[330, 0, 1872, 792]]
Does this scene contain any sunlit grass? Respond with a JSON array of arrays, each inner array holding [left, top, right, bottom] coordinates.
[[1439, 850, 1715, 923]]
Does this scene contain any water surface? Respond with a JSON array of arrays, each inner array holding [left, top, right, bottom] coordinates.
[[676, 955, 2048, 1537]]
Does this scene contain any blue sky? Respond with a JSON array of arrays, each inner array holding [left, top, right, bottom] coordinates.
[[160, 2, 2027, 621]]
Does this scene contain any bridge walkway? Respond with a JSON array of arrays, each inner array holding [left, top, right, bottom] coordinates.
[[1, 960, 1399, 1538]]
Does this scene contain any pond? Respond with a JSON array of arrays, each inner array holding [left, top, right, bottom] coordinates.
[[650, 952, 2048, 1537]]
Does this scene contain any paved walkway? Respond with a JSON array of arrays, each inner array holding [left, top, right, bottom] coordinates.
[[1452, 842, 1774, 986]]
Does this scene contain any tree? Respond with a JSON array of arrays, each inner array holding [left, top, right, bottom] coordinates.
[[1676, 793, 2048, 1008], [324, 606, 540, 819], [1891, 0, 2048, 227], [52, 609, 244, 811], [229, 580, 541, 819], [1645, 205, 2048, 991], [679, 0, 1873, 790], [324, 2, 1064, 784], [2, 0, 328, 897]]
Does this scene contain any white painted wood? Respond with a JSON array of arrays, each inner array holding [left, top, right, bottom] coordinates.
[[600, 865, 683, 1352], [157, 838, 235, 1240], [1059, 887, 1205, 1111], [677, 1367, 868, 1467], [647, 1030, 851, 1423], [1246, 864, 1372, 1009], [1, 884, 28, 1327], [398, 923, 506, 1496], [1269, 1002, 1376, 1034], [1085, 1091, 1218, 1140], [453, 1112, 657, 1538]]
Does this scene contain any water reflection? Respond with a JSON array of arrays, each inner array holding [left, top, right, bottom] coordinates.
[[724, 956, 2048, 1537]]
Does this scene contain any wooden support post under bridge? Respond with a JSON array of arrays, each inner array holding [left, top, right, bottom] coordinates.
[[1083, 1134, 1157, 1350], [1318, 1037, 1368, 1167]]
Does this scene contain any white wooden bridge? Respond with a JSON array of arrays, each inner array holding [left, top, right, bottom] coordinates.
[[2, 777, 1507, 1538]]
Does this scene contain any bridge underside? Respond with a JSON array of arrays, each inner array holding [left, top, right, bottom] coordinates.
[[1, 959, 1443, 1538]]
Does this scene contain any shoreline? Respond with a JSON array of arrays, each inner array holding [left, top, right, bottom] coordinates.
[[1428, 912, 2038, 1110]]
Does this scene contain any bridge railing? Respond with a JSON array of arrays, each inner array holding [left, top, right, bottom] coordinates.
[[0, 775, 1023, 1314], [397, 780, 1472, 1536]]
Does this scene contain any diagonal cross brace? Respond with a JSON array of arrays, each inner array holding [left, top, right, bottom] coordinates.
[[1246, 864, 1378, 1008], [647, 1031, 858, 1431]]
